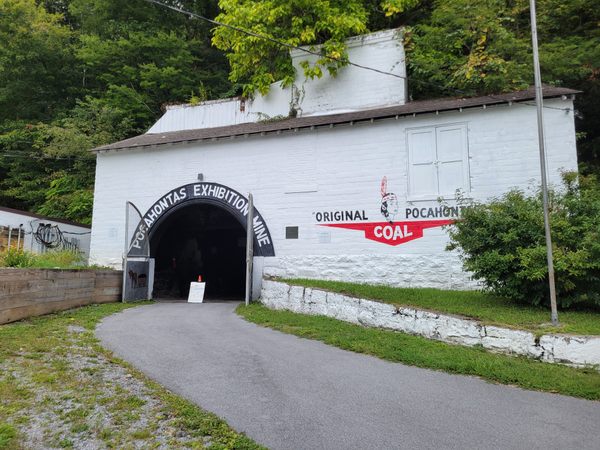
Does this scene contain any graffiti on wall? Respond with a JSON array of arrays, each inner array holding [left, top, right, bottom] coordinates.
[[33, 223, 81, 252]]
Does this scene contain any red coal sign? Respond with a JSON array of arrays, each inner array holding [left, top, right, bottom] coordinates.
[[320, 220, 454, 246]]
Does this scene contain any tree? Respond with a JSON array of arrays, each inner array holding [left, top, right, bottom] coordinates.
[[0, 0, 79, 121], [212, 0, 417, 96], [406, 0, 599, 170], [0, 0, 233, 223], [406, 0, 531, 97]]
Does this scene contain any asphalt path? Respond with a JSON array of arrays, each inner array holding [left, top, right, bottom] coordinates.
[[96, 302, 600, 450]]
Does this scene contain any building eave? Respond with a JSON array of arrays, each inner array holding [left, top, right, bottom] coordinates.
[[92, 87, 579, 154]]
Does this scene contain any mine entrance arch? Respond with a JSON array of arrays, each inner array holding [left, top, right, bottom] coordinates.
[[124, 183, 274, 301]]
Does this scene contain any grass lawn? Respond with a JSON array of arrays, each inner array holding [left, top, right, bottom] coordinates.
[[238, 303, 600, 401], [282, 278, 600, 336], [0, 302, 263, 450]]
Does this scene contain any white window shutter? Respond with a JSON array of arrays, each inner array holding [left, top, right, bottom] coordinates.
[[408, 129, 437, 197], [436, 125, 469, 195]]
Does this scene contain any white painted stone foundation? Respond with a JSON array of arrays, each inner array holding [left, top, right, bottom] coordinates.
[[261, 280, 600, 368]]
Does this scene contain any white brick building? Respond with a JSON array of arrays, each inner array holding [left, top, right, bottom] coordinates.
[[90, 29, 578, 300]]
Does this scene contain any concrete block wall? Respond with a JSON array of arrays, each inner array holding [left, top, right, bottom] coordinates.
[[261, 280, 600, 368], [90, 97, 577, 290], [0, 269, 122, 325]]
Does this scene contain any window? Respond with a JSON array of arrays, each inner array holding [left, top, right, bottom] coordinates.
[[407, 123, 470, 199]]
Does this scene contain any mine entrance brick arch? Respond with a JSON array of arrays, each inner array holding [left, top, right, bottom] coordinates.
[[127, 182, 275, 259]]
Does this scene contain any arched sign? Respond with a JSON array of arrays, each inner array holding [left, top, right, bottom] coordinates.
[[127, 183, 275, 257]]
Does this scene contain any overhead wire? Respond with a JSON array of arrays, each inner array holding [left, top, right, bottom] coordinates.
[[143, 0, 408, 81], [0, 152, 96, 161]]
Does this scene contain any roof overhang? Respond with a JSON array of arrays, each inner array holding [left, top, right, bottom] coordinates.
[[92, 87, 579, 154]]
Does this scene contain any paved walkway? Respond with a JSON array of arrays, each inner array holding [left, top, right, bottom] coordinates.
[[96, 302, 600, 450]]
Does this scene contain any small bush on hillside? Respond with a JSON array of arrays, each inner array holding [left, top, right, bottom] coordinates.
[[0, 249, 84, 269], [446, 173, 600, 309]]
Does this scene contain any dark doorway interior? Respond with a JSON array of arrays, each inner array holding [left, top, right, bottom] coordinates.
[[150, 204, 246, 300]]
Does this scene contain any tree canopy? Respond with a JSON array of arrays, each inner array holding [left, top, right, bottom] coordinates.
[[0, 0, 231, 224]]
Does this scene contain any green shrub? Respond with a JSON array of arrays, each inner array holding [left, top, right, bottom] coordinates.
[[32, 249, 84, 268], [0, 248, 35, 267], [0, 249, 84, 269], [447, 173, 600, 309]]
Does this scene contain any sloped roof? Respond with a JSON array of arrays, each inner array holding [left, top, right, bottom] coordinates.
[[93, 87, 578, 153], [0, 206, 91, 229]]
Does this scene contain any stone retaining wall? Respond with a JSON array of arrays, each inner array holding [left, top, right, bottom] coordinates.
[[261, 280, 600, 368], [0, 269, 122, 325]]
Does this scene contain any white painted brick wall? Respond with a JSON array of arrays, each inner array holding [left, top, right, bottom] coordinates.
[[90, 98, 578, 289], [148, 29, 406, 133], [262, 280, 600, 368]]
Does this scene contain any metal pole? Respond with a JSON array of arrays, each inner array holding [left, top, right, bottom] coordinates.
[[7, 226, 12, 249], [122, 202, 130, 303], [245, 193, 254, 306], [530, 0, 559, 325]]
